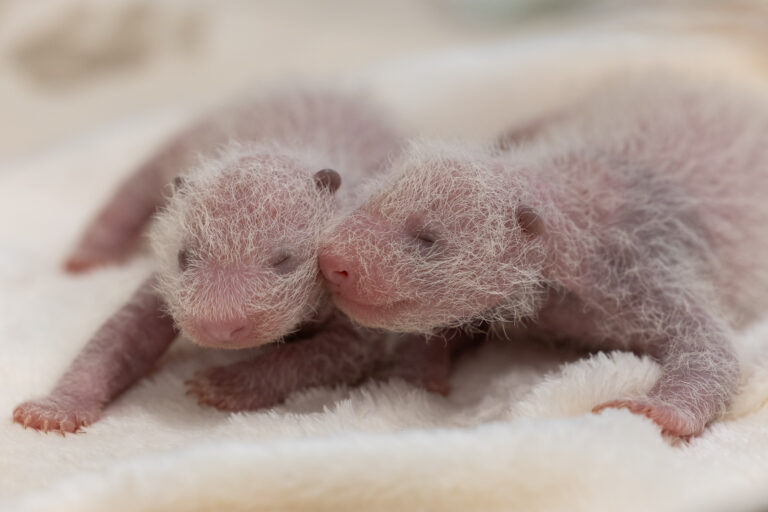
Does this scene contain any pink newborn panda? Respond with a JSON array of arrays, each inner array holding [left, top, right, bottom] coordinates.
[[319, 76, 768, 438], [13, 90, 463, 434]]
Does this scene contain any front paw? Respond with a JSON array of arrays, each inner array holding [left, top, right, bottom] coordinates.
[[13, 397, 101, 434], [63, 243, 134, 274], [185, 365, 281, 412], [592, 399, 702, 438]]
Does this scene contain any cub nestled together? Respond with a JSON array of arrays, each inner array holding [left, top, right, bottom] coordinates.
[[15, 77, 768, 439], [319, 78, 768, 438], [13, 90, 466, 434]]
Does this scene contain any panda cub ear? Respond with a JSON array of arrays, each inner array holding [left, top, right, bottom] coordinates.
[[172, 176, 188, 194], [515, 205, 544, 237], [313, 169, 342, 194]]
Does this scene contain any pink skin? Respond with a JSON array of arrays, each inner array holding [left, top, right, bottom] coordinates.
[[320, 181, 737, 440], [319, 205, 512, 331], [318, 81, 768, 438], [320, 213, 401, 321], [186, 312, 475, 411], [13, 277, 177, 434], [19, 91, 463, 433], [154, 161, 340, 350], [376, 329, 474, 395], [538, 288, 736, 438]]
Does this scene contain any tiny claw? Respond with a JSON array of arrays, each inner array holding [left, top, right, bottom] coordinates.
[[593, 398, 701, 438], [41, 419, 50, 433], [23, 415, 32, 428]]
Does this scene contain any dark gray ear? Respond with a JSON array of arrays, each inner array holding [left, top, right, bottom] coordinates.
[[314, 169, 341, 194], [172, 176, 188, 193], [516, 205, 544, 237]]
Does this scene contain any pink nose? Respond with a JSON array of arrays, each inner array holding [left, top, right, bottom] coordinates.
[[197, 318, 251, 344], [318, 251, 353, 288]]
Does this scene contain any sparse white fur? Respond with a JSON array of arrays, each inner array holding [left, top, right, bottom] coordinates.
[[152, 145, 334, 337], [327, 140, 546, 329], [330, 77, 768, 331], [11, 89, 410, 435], [322, 75, 768, 435], [150, 89, 401, 346]]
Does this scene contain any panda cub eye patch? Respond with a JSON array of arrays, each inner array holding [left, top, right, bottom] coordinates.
[[405, 215, 442, 255], [414, 230, 436, 247], [178, 249, 191, 271], [270, 252, 297, 274]]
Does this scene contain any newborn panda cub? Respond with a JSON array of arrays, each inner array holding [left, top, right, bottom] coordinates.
[[319, 77, 768, 438], [13, 90, 460, 434]]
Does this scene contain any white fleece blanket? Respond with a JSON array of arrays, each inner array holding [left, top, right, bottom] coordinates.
[[3, 31, 768, 512]]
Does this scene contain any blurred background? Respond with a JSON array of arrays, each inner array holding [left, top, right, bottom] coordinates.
[[1, 0, 767, 163]]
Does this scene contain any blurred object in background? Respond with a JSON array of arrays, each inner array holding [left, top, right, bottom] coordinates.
[[442, 0, 768, 35], [0, 0, 767, 163], [8, 0, 201, 88], [0, 0, 507, 161], [440, 0, 768, 69]]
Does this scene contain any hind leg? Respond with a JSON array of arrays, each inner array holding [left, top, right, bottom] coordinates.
[[64, 157, 172, 273]]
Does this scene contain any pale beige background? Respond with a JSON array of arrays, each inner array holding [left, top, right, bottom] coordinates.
[[1, 0, 767, 161]]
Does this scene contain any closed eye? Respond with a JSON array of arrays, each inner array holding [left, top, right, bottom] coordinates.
[[409, 229, 441, 257], [405, 214, 441, 256], [178, 249, 191, 272], [270, 252, 295, 273], [415, 231, 436, 246]]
